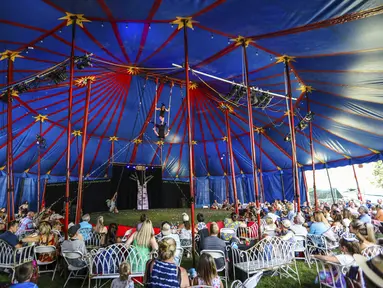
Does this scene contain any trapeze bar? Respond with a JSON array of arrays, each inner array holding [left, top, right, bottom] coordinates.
[[172, 63, 296, 100]]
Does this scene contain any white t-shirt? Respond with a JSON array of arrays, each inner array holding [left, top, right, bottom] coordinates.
[[335, 254, 355, 266], [291, 224, 308, 236], [111, 278, 134, 288]]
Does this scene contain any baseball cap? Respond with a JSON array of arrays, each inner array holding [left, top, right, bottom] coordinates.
[[68, 224, 80, 237]]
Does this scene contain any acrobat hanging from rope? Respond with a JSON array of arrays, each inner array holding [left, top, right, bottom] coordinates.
[[155, 103, 169, 122], [153, 116, 170, 140], [152, 81, 174, 140]]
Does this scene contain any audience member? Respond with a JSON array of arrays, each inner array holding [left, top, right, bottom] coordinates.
[[313, 237, 360, 265], [79, 214, 92, 240], [196, 213, 207, 232], [354, 253, 383, 288], [263, 217, 277, 236], [309, 211, 330, 235], [375, 204, 383, 222], [358, 206, 371, 224], [161, 222, 181, 248], [16, 211, 35, 237], [0, 220, 22, 248], [0, 208, 7, 231], [179, 221, 192, 241], [350, 220, 376, 250], [111, 262, 134, 288], [10, 262, 38, 288], [291, 213, 308, 236], [277, 219, 295, 243], [264, 207, 279, 222], [61, 224, 87, 267], [144, 238, 189, 287], [222, 212, 244, 241], [193, 253, 223, 288], [200, 222, 226, 269], [106, 223, 119, 245], [136, 214, 148, 231], [286, 202, 295, 221], [93, 215, 107, 245]]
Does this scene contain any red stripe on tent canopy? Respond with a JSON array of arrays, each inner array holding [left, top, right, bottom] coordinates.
[[0, 19, 46, 32], [0, 39, 67, 57], [97, 0, 132, 64], [250, 6, 383, 40], [226, 62, 278, 80], [163, 97, 187, 168], [194, 44, 238, 69], [48, 135, 76, 173], [85, 83, 125, 175], [81, 26, 125, 64], [13, 80, 116, 164], [41, 0, 66, 13], [249, 42, 281, 57], [134, 0, 162, 63], [139, 29, 180, 65], [175, 122, 189, 176], [130, 82, 165, 163], [191, 0, 226, 18], [22, 56, 60, 64], [193, 23, 235, 38], [0, 122, 34, 151]]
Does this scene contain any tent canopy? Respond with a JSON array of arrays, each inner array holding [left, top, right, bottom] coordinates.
[[0, 1, 383, 208]]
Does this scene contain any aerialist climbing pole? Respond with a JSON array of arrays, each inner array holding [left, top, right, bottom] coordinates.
[[240, 37, 261, 239], [75, 77, 93, 223]]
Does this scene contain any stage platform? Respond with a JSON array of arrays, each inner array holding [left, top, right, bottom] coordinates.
[[89, 208, 230, 236]]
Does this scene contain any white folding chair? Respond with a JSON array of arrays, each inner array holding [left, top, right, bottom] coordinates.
[[175, 247, 184, 266], [231, 271, 263, 287], [34, 245, 58, 280], [361, 245, 383, 259], [62, 251, 88, 288], [201, 250, 228, 288], [294, 234, 310, 267]]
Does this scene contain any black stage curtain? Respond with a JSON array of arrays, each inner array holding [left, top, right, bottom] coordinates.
[[45, 180, 111, 220], [110, 165, 163, 210], [162, 181, 190, 208]]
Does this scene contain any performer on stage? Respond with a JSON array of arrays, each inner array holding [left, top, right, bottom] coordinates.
[[106, 192, 119, 214]]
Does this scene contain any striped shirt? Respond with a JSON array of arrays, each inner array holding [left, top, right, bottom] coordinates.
[[147, 260, 181, 288]]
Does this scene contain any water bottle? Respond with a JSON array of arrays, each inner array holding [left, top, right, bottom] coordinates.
[[189, 268, 197, 279]]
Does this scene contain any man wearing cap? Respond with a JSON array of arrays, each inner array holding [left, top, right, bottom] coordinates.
[[61, 224, 87, 267], [161, 222, 181, 248], [277, 219, 295, 243]]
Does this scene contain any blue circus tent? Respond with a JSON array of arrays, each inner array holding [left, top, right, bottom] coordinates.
[[0, 0, 383, 211]]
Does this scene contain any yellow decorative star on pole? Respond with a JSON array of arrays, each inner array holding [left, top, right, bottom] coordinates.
[[222, 136, 228, 142], [275, 55, 296, 64], [133, 138, 142, 144], [109, 136, 118, 142], [189, 82, 198, 90], [75, 76, 96, 87], [0, 50, 23, 62], [127, 67, 141, 75], [232, 35, 253, 47], [33, 114, 48, 123], [175, 174, 179, 178], [240, 170, 244, 174], [284, 110, 296, 116], [170, 17, 198, 30], [58, 12, 91, 28], [72, 130, 82, 137], [369, 148, 380, 154], [156, 140, 164, 146], [207, 172, 210, 177], [254, 127, 265, 134], [297, 85, 314, 93], [0, 166, 5, 171], [191, 140, 197, 145]]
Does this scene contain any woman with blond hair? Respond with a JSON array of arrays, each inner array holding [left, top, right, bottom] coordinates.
[[350, 219, 376, 250], [126, 220, 158, 272], [144, 237, 189, 287], [94, 216, 107, 245], [309, 211, 330, 235], [193, 253, 224, 288], [111, 262, 134, 288]]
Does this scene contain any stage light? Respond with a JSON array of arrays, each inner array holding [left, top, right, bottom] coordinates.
[[125, 24, 128, 28], [296, 111, 314, 131], [75, 54, 92, 70], [30, 77, 42, 89], [127, 165, 130, 168], [284, 133, 291, 142], [256, 50, 258, 56], [101, 22, 104, 27], [146, 167, 148, 170], [253, 91, 273, 108], [133, 166, 136, 169], [47, 66, 68, 84], [36, 134, 46, 149], [14, 82, 30, 94]]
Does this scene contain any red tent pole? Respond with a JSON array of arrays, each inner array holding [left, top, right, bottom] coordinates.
[[37, 121, 42, 213], [259, 133, 265, 203], [182, 21, 196, 266], [307, 93, 317, 210], [75, 79, 92, 223], [65, 20, 77, 238], [41, 177, 48, 211], [6, 58, 14, 221], [302, 168, 309, 206], [242, 42, 261, 238], [352, 164, 363, 201], [225, 110, 239, 213], [284, 60, 301, 212]]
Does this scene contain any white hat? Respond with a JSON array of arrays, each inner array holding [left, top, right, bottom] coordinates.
[[182, 213, 189, 222], [281, 219, 292, 229], [354, 254, 383, 287], [161, 223, 171, 236]]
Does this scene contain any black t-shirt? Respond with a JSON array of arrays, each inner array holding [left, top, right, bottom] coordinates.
[[156, 123, 167, 138], [0, 231, 19, 247]]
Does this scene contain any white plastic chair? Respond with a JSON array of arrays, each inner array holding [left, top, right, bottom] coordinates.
[[307, 233, 338, 256], [34, 245, 58, 280], [294, 234, 311, 267], [201, 250, 228, 288], [62, 251, 88, 288], [175, 247, 184, 266], [312, 258, 351, 288], [231, 271, 263, 287], [83, 231, 102, 250], [237, 223, 258, 240], [361, 245, 383, 259]]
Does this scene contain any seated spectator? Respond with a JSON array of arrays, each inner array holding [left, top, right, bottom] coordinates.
[[286, 202, 295, 221], [17, 201, 29, 219], [161, 222, 180, 249], [61, 224, 87, 268], [222, 212, 245, 241], [10, 262, 38, 288], [342, 208, 353, 231], [350, 220, 376, 250], [126, 220, 158, 272], [358, 206, 371, 224], [111, 262, 134, 288], [79, 213, 92, 240], [354, 253, 383, 288], [193, 253, 223, 288], [375, 204, 383, 222], [23, 221, 57, 263], [195, 213, 207, 232], [106, 223, 120, 245], [0, 207, 7, 232], [0, 220, 22, 248], [136, 213, 148, 231], [309, 211, 330, 235], [211, 200, 220, 210], [144, 237, 189, 287], [16, 211, 35, 237], [179, 221, 192, 242], [177, 213, 189, 230], [264, 207, 279, 222], [93, 216, 107, 245], [277, 219, 295, 243], [291, 213, 308, 236], [332, 210, 344, 229], [200, 222, 226, 269]]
